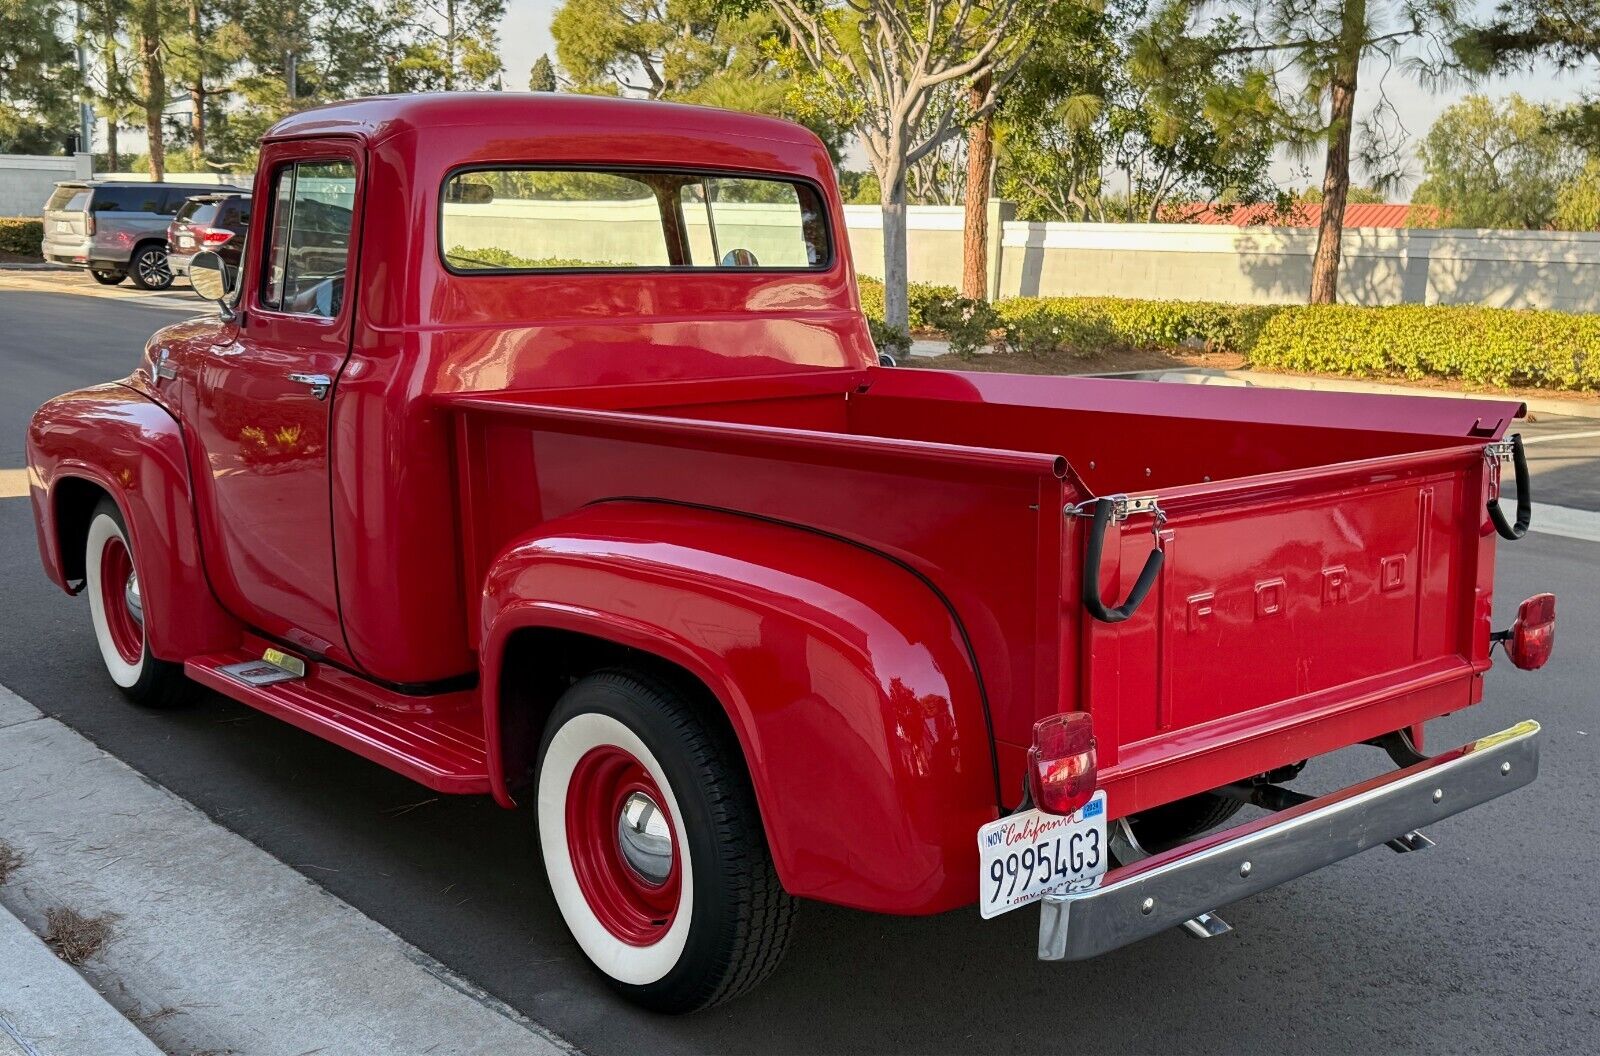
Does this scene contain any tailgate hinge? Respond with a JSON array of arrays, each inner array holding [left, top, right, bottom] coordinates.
[[1483, 439, 1516, 463], [1066, 493, 1164, 525]]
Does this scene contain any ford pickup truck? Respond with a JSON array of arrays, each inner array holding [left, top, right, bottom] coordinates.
[[28, 93, 1553, 1013]]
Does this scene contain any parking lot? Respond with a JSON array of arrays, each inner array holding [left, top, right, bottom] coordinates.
[[1, 270, 1597, 1055]]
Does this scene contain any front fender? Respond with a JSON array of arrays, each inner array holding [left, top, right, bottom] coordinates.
[[481, 500, 1000, 915], [28, 383, 240, 661]]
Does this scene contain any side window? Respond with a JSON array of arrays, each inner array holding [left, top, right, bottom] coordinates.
[[156, 190, 190, 216], [92, 186, 163, 213], [260, 160, 356, 318]]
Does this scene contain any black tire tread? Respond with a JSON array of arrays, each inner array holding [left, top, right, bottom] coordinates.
[[1128, 790, 1245, 853]]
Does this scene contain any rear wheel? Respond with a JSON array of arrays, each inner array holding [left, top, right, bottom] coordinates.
[[536, 671, 795, 1013], [128, 244, 173, 290], [89, 268, 125, 285], [84, 499, 192, 707], [1128, 790, 1244, 853]]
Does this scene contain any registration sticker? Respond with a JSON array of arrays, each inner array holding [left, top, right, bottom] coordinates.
[[977, 791, 1107, 919]]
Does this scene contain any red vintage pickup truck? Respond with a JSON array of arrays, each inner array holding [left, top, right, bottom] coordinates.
[[29, 93, 1552, 1013]]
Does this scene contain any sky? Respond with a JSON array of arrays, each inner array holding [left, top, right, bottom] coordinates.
[[495, 0, 1596, 197]]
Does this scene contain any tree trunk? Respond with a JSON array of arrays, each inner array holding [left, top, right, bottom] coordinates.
[[107, 122, 119, 171], [961, 73, 994, 301], [189, 0, 205, 166], [139, 3, 166, 182], [445, 0, 458, 90], [880, 161, 910, 331], [1309, 0, 1365, 305]]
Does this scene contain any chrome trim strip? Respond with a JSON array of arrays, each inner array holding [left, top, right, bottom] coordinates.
[[1039, 720, 1541, 961]]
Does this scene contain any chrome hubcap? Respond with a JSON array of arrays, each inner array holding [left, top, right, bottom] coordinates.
[[615, 791, 673, 886], [124, 571, 142, 625]]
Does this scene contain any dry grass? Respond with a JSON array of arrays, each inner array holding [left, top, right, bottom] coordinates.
[[0, 839, 21, 885], [43, 905, 120, 965]]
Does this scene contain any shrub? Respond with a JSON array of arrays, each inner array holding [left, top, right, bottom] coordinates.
[[1247, 304, 1600, 391], [855, 275, 959, 331], [0, 218, 43, 257], [921, 294, 998, 358], [867, 318, 912, 360], [993, 296, 1274, 355]]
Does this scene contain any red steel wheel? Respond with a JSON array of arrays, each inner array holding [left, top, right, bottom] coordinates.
[[565, 745, 682, 945], [97, 534, 143, 666]]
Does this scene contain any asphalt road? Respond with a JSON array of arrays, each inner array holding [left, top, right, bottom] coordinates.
[[1, 279, 1597, 1055]]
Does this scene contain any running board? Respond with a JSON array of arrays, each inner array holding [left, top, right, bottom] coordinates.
[[185, 648, 491, 794]]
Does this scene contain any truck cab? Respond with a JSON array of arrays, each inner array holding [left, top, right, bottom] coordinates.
[[28, 94, 1551, 1013]]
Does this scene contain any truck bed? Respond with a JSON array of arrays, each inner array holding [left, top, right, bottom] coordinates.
[[442, 367, 1524, 815]]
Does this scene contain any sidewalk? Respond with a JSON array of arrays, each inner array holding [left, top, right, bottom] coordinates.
[[0, 684, 576, 1056], [0, 903, 164, 1056]]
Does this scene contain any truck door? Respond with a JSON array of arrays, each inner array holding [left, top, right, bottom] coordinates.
[[188, 141, 362, 664]]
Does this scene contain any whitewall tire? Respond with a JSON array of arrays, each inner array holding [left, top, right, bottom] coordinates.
[[535, 671, 795, 1012], [82, 498, 192, 707]]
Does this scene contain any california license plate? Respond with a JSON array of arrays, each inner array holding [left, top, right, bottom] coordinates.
[[178, 234, 195, 247], [977, 790, 1107, 919]]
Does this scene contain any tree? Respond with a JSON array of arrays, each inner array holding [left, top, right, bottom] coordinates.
[[1555, 158, 1600, 231], [78, 0, 142, 169], [132, 0, 180, 179], [529, 52, 558, 91], [0, 0, 78, 153], [1455, 2, 1600, 149], [400, 0, 506, 89], [1409, 94, 1582, 229], [1182, 0, 1457, 303], [994, 0, 1283, 224], [552, 0, 845, 150], [768, 0, 1053, 331]]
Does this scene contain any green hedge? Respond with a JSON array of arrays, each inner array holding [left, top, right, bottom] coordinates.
[[855, 275, 1600, 391], [0, 218, 43, 257], [1246, 304, 1600, 391]]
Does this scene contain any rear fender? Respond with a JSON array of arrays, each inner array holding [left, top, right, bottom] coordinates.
[[28, 383, 240, 660], [481, 500, 1000, 915]]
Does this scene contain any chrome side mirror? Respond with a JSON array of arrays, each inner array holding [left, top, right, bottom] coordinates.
[[189, 250, 234, 315]]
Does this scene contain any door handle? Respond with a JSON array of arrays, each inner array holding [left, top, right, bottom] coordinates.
[[287, 372, 332, 400]]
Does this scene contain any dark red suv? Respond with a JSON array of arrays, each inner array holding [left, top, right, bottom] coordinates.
[[166, 192, 251, 284]]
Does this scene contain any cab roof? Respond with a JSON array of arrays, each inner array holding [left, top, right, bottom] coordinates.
[[263, 93, 824, 154]]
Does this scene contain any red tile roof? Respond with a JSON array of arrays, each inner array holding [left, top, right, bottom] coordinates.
[[1163, 202, 1438, 228]]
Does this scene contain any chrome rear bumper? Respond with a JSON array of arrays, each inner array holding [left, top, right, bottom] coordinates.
[[1039, 720, 1541, 960]]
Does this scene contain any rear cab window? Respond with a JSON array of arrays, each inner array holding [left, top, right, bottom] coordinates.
[[440, 168, 830, 273]]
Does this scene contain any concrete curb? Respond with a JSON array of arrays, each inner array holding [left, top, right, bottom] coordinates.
[[0, 903, 165, 1056], [0, 684, 576, 1056]]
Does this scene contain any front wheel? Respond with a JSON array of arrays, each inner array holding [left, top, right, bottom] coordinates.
[[127, 244, 173, 290], [84, 499, 192, 707], [536, 671, 795, 1013]]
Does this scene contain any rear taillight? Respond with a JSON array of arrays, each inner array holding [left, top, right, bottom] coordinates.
[[1507, 593, 1555, 671], [198, 227, 234, 246], [1027, 712, 1096, 816], [86, 215, 95, 236]]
